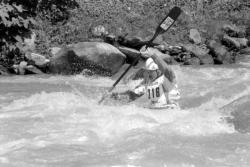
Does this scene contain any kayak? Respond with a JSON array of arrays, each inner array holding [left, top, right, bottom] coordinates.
[[147, 103, 180, 110]]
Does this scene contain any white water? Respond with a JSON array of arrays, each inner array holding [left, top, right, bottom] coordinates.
[[0, 64, 250, 167]]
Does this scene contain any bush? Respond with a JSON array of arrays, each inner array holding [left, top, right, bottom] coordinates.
[[0, 0, 79, 67], [0, 1, 35, 66], [36, 0, 79, 23]]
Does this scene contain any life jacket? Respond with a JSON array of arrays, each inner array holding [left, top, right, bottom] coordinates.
[[134, 75, 180, 109]]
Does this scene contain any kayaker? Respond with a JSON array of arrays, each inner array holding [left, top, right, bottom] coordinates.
[[111, 47, 180, 109]]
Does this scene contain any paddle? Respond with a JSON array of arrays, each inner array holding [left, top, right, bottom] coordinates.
[[98, 6, 182, 104]]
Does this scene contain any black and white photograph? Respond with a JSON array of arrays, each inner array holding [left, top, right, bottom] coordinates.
[[0, 0, 250, 166]]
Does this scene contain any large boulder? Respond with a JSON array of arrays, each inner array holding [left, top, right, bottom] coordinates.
[[182, 44, 214, 65], [49, 42, 126, 75], [208, 40, 233, 64]]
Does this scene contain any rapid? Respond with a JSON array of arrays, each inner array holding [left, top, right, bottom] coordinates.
[[0, 62, 250, 167]]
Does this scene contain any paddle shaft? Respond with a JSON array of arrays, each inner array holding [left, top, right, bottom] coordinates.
[[98, 6, 182, 104], [108, 32, 162, 92]]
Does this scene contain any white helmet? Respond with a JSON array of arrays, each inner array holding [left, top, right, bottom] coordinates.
[[144, 58, 158, 70]]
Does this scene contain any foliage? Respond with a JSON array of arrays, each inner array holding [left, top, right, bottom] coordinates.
[[0, 1, 35, 66], [36, 0, 79, 23], [207, 0, 250, 24], [1, 0, 250, 68], [0, 0, 78, 67]]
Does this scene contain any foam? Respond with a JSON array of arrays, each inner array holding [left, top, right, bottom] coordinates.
[[0, 91, 235, 142], [0, 65, 249, 145]]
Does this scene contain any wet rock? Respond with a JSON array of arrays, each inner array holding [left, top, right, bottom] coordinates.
[[222, 35, 240, 49], [25, 52, 50, 68], [49, 42, 126, 75], [25, 65, 44, 74], [15, 61, 28, 75], [235, 54, 250, 64], [222, 24, 245, 38], [182, 44, 214, 65], [89, 38, 105, 42], [221, 95, 250, 133], [222, 35, 248, 49], [189, 28, 202, 44], [168, 45, 183, 55], [13, 61, 45, 75], [19, 61, 28, 75], [208, 40, 233, 64], [184, 57, 201, 65], [71, 42, 126, 74], [0, 65, 9, 75], [104, 34, 117, 45], [237, 38, 248, 48], [175, 52, 191, 63], [48, 49, 77, 74], [239, 47, 250, 55], [246, 25, 250, 41]]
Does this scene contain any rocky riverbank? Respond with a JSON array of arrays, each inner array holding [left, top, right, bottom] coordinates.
[[1, 0, 250, 76], [1, 23, 249, 76]]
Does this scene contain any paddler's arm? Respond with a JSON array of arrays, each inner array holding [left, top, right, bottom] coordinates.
[[151, 54, 176, 83], [110, 84, 145, 102], [111, 90, 142, 102], [140, 46, 176, 83]]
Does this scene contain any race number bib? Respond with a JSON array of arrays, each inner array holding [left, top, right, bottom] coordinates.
[[147, 85, 161, 100]]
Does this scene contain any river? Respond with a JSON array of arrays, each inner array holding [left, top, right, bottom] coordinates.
[[0, 63, 250, 167]]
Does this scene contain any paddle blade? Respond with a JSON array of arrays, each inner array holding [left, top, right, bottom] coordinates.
[[148, 6, 182, 44], [159, 6, 182, 32]]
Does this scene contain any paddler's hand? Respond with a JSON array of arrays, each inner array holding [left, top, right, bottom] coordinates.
[[140, 45, 151, 58], [110, 92, 119, 99], [110, 92, 131, 102], [140, 45, 158, 59]]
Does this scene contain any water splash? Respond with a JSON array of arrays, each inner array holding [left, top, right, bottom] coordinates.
[[0, 64, 250, 166]]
